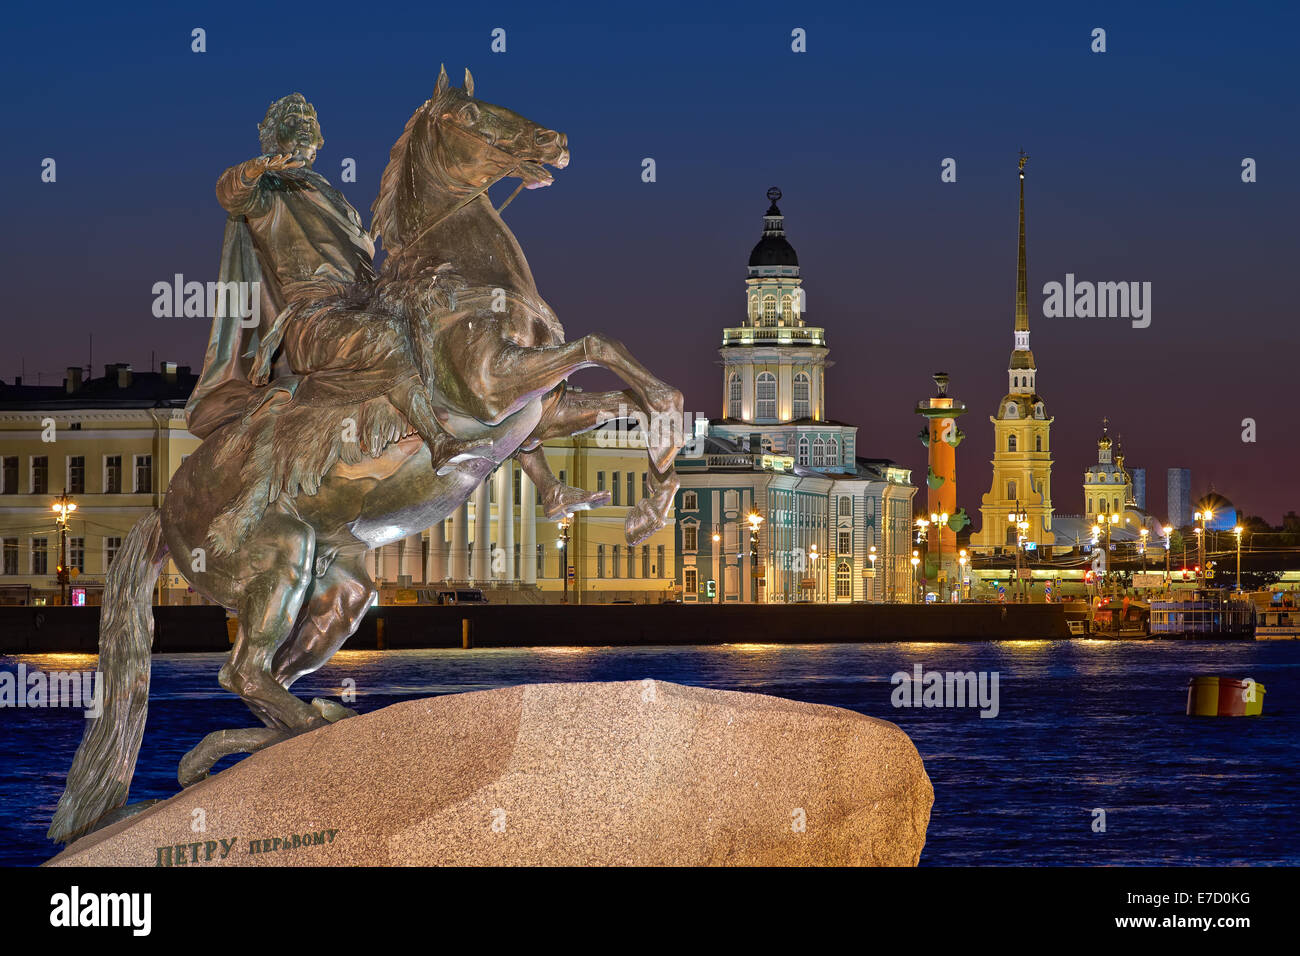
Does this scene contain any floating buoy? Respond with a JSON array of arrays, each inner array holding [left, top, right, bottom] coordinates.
[[1186, 676, 1265, 717]]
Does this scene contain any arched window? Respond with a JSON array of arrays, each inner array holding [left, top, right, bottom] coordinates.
[[827, 436, 839, 467], [1007, 480, 1017, 500], [1114, 497, 1120, 512], [781, 296, 793, 323], [1035, 435, 1042, 452], [1088, 497, 1094, 514], [1005, 403, 1018, 419], [836, 562, 852, 599], [756, 372, 777, 419], [812, 437, 825, 468], [761, 437, 773, 453], [748, 296, 758, 321], [797, 436, 809, 465], [792, 372, 810, 419], [762, 296, 777, 326], [1008, 434, 1018, 452], [728, 373, 742, 418], [839, 495, 851, 515]]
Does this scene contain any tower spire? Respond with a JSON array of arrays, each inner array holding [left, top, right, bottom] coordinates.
[[1015, 150, 1029, 333]]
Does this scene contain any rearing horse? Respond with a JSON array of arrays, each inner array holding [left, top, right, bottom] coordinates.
[[48, 67, 686, 844]]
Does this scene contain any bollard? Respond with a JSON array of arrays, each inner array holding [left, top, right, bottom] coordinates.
[[462, 618, 473, 649], [1187, 676, 1265, 716]]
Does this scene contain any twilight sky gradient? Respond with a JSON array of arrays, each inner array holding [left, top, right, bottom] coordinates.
[[2, 0, 1296, 522]]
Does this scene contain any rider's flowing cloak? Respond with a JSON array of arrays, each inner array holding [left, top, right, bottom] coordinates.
[[185, 166, 375, 439]]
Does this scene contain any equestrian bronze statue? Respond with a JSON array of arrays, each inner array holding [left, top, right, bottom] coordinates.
[[49, 67, 685, 844]]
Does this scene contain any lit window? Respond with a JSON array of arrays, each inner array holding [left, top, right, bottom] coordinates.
[[756, 372, 777, 419], [1008, 434, 1018, 452], [762, 296, 777, 325], [792, 373, 810, 419], [836, 562, 852, 598], [797, 436, 809, 465]]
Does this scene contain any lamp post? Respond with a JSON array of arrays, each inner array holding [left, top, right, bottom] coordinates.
[[1234, 524, 1243, 592], [809, 542, 819, 602], [868, 545, 877, 603], [1007, 503, 1028, 603], [52, 490, 77, 606], [747, 511, 764, 603], [1193, 509, 1212, 587], [556, 513, 571, 604], [957, 549, 967, 603], [1162, 524, 1173, 595], [930, 511, 949, 602], [914, 517, 930, 602], [1139, 527, 1149, 580], [1095, 512, 1118, 598], [910, 550, 920, 604]]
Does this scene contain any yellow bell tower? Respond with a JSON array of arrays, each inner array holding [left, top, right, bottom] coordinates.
[[972, 152, 1055, 552]]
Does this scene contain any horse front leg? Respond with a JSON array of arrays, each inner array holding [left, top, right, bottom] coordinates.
[[521, 387, 682, 545], [469, 336, 686, 473]]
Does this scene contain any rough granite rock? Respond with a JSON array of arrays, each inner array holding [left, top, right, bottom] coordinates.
[[47, 680, 933, 866]]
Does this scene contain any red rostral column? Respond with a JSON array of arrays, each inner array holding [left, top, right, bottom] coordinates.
[[915, 372, 967, 556]]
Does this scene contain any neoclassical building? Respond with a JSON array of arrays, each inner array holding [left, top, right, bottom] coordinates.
[[971, 155, 1056, 554], [674, 189, 917, 603], [0, 363, 202, 605]]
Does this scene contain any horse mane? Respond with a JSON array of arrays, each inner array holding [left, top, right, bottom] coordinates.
[[372, 89, 456, 256]]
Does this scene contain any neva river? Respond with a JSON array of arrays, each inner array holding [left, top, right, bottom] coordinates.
[[2, 639, 1296, 866]]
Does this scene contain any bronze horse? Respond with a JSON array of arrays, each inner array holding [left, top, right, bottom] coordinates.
[[49, 68, 685, 843]]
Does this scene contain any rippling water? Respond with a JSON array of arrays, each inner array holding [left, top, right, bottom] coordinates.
[[2, 640, 1295, 866]]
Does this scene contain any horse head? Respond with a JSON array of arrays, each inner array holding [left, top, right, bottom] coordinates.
[[373, 65, 569, 257]]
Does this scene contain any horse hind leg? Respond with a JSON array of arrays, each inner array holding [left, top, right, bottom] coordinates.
[[271, 549, 376, 719], [179, 514, 324, 786]]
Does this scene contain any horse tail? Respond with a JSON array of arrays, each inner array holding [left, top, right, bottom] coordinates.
[[48, 509, 169, 844]]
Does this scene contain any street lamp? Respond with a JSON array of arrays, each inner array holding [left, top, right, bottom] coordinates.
[[930, 511, 949, 602], [915, 517, 930, 602], [808, 542, 819, 602], [1095, 512, 1119, 597], [556, 513, 571, 604], [1193, 509, 1212, 587], [1007, 503, 1028, 602], [1162, 524, 1173, 594], [747, 511, 764, 603], [957, 549, 967, 603], [868, 545, 877, 603], [910, 550, 920, 604], [1234, 524, 1243, 592], [52, 490, 77, 606], [1139, 528, 1149, 578]]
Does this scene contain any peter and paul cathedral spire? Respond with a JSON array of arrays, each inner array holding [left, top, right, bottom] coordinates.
[[971, 152, 1055, 555]]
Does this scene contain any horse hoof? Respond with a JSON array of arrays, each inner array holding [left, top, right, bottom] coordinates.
[[312, 698, 357, 722]]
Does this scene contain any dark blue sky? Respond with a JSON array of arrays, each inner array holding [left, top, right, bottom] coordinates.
[[2, 0, 1296, 522]]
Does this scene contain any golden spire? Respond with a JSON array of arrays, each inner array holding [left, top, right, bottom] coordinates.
[[1015, 150, 1029, 333]]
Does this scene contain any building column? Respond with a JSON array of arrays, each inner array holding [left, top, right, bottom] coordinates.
[[473, 480, 490, 582], [521, 469, 537, 585], [402, 533, 423, 583], [429, 518, 447, 582], [497, 462, 514, 583], [451, 502, 469, 582]]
